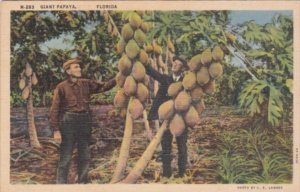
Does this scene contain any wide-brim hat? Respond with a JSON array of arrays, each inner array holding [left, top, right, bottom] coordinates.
[[63, 58, 81, 71]]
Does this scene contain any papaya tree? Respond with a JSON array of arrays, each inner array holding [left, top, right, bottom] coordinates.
[[237, 15, 293, 127], [109, 11, 152, 183], [108, 10, 186, 183], [19, 63, 41, 148], [11, 11, 117, 107]]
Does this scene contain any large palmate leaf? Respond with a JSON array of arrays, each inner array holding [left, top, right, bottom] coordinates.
[[242, 21, 270, 43], [246, 49, 275, 62], [239, 80, 283, 126], [267, 85, 283, 126]]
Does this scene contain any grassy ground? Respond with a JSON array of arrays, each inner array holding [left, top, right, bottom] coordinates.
[[10, 105, 293, 184]]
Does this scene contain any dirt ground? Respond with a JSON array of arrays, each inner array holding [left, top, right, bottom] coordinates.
[[10, 105, 249, 184]]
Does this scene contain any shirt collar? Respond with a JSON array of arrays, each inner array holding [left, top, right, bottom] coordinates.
[[67, 77, 80, 86], [172, 73, 183, 81]]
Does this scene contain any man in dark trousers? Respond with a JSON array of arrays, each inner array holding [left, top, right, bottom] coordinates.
[[49, 58, 115, 184], [145, 55, 188, 178]]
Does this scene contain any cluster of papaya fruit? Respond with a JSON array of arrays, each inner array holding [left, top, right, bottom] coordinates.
[[114, 11, 153, 119], [19, 63, 38, 100], [151, 38, 175, 74], [158, 45, 226, 136], [146, 41, 164, 73]]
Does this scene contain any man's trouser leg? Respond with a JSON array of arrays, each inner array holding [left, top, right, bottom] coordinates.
[[77, 113, 92, 184], [161, 129, 173, 178], [56, 113, 76, 184], [176, 128, 188, 177]]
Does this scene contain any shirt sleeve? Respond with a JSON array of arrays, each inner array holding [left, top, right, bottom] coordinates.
[[99, 77, 116, 93], [49, 86, 62, 131], [145, 65, 167, 84], [88, 78, 116, 94]]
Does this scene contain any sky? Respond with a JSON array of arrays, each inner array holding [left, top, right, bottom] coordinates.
[[230, 10, 292, 25], [41, 10, 293, 53]]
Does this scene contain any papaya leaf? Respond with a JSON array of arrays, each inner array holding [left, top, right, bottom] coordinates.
[[246, 49, 275, 61]]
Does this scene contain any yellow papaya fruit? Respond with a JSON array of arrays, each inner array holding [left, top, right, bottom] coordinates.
[[22, 86, 30, 100], [25, 63, 32, 77], [115, 72, 126, 87], [158, 100, 175, 120], [169, 114, 186, 136], [123, 76, 137, 96], [31, 72, 38, 85], [212, 46, 224, 62], [196, 67, 210, 86], [19, 78, 26, 90], [184, 106, 200, 128], [168, 81, 183, 97], [193, 99, 206, 115], [114, 89, 128, 108], [139, 50, 149, 65], [121, 23, 134, 42], [209, 62, 223, 79], [182, 71, 196, 91], [174, 91, 192, 112], [225, 32, 237, 43], [128, 98, 144, 119], [153, 42, 162, 55], [118, 54, 132, 75], [134, 29, 146, 47], [203, 80, 216, 95], [131, 61, 146, 82], [188, 54, 202, 72], [136, 83, 149, 102], [129, 12, 142, 29], [190, 86, 204, 102], [144, 43, 153, 53], [116, 38, 126, 55], [125, 39, 140, 59], [141, 22, 152, 33], [201, 48, 212, 66], [167, 39, 175, 53]]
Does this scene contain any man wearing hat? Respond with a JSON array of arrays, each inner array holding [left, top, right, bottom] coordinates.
[[145, 54, 189, 178], [49, 58, 116, 184]]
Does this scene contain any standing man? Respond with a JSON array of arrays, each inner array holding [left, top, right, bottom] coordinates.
[[49, 58, 115, 184], [145, 55, 189, 178]]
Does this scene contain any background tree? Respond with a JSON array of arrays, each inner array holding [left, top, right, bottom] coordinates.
[[19, 63, 41, 148], [11, 11, 118, 107], [237, 15, 293, 127]]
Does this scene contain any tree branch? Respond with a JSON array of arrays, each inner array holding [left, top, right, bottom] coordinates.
[[226, 45, 258, 80], [105, 11, 121, 39]]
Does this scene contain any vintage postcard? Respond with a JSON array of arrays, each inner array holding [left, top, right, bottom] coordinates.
[[0, 1, 300, 192]]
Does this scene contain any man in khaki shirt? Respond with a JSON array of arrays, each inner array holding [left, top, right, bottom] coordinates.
[[49, 59, 115, 184]]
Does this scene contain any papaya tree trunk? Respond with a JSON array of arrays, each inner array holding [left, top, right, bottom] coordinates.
[[154, 81, 159, 97], [168, 51, 174, 67], [26, 77, 41, 148], [164, 46, 169, 74], [120, 121, 168, 184], [110, 108, 134, 183], [42, 92, 46, 107], [143, 110, 153, 141], [152, 57, 159, 96]]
